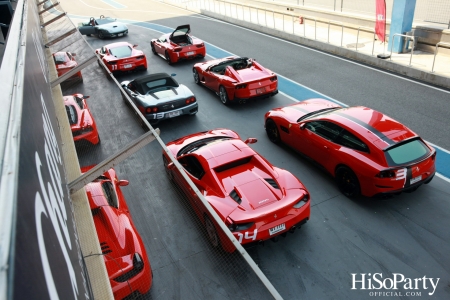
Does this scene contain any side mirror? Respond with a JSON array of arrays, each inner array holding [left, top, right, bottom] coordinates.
[[83, 95, 90, 99], [71, 53, 77, 57], [118, 180, 129, 186], [300, 123, 306, 130], [244, 138, 257, 144], [133, 44, 138, 48]]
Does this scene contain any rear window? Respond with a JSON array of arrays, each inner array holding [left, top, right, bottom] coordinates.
[[109, 46, 132, 58], [384, 139, 430, 166]]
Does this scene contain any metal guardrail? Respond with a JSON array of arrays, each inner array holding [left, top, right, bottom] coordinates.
[[390, 33, 415, 66], [432, 41, 450, 72]]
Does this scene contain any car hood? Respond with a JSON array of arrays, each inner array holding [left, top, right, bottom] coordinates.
[[98, 22, 127, 32], [138, 84, 193, 105]]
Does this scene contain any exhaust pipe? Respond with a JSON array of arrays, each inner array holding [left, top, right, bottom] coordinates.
[[271, 236, 279, 243], [289, 226, 296, 233]]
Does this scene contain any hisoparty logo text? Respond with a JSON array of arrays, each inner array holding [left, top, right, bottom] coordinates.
[[351, 273, 439, 296]]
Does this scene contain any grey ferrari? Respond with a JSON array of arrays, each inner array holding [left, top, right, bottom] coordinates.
[[121, 73, 198, 124], [78, 15, 128, 39]]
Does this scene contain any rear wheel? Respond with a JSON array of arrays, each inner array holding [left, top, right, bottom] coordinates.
[[335, 166, 360, 197], [165, 51, 173, 65], [193, 69, 200, 84], [219, 86, 230, 105], [204, 215, 220, 248], [151, 43, 157, 55], [265, 119, 280, 144]]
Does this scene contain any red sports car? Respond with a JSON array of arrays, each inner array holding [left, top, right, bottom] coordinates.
[[64, 93, 100, 145], [83, 167, 153, 299], [163, 129, 310, 252], [264, 99, 436, 197], [96, 42, 147, 74], [52, 51, 83, 81], [150, 24, 206, 64], [193, 56, 278, 105]]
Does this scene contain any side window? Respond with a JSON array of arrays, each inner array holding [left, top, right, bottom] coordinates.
[[101, 181, 118, 208], [178, 155, 205, 179], [335, 129, 370, 153], [67, 52, 72, 60], [127, 82, 136, 92], [305, 121, 342, 141]]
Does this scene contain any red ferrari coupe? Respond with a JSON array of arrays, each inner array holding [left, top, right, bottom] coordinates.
[[64, 93, 100, 145], [83, 167, 153, 299], [264, 99, 436, 198], [193, 56, 278, 105], [96, 42, 147, 74], [52, 51, 83, 82], [163, 129, 310, 252], [150, 24, 206, 64]]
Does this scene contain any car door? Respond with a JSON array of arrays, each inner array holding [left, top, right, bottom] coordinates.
[[297, 121, 343, 171], [79, 20, 96, 35], [172, 155, 206, 218], [203, 65, 223, 92], [153, 37, 167, 55]]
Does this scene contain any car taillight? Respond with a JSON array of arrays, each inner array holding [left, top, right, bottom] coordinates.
[[270, 76, 277, 82], [145, 107, 158, 113], [174, 48, 182, 52], [226, 217, 254, 232], [235, 84, 247, 89], [108, 61, 117, 65], [293, 193, 309, 208], [196, 43, 204, 48], [376, 169, 397, 178], [136, 55, 145, 59], [431, 152, 436, 160], [185, 97, 196, 104]]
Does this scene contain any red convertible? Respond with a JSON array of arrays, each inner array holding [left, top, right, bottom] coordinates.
[[151, 24, 206, 64], [64, 93, 99, 145], [264, 99, 436, 197], [163, 129, 310, 252], [193, 56, 278, 105], [52, 51, 83, 82], [96, 42, 147, 74], [83, 167, 153, 299]]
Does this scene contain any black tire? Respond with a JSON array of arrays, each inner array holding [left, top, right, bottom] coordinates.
[[86, 34, 92, 37], [265, 119, 280, 144], [165, 51, 172, 65], [98, 31, 105, 39], [151, 43, 157, 55], [204, 215, 220, 248], [335, 166, 361, 198], [219, 86, 230, 105], [193, 69, 200, 84]]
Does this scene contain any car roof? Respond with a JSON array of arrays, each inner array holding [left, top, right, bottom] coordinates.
[[132, 73, 178, 94], [321, 106, 417, 149]]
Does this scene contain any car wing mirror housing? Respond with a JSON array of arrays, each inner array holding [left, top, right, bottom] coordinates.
[[118, 180, 129, 186], [300, 123, 306, 130], [244, 138, 257, 144], [133, 44, 138, 48]]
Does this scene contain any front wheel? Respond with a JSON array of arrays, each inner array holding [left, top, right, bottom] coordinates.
[[151, 43, 157, 55], [219, 86, 230, 105], [265, 119, 280, 144], [335, 166, 361, 198], [204, 215, 220, 248], [98, 31, 105, 39], [193, 69, 200, 84]]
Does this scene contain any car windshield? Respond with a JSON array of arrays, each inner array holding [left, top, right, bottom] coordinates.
[[96, 17, 115, 25], [109, 46, 132, 58], [384, 138, 431, 166], [53, 53, 67, 65], [65, 105, 77, 125], [297, 107, 342, 122]]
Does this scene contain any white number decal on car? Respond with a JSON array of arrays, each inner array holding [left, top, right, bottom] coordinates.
[[236, 229, 258, 243]]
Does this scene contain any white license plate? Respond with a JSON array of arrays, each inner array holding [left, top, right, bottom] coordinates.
[[124, 64, 132, 68], [410, 175, 422, 185], [269, 223, 286, 235], [256, 87, 266, 94], [167, 110, 181, 118], [186, 51, 195, 56], [118, 33, 123, 36]]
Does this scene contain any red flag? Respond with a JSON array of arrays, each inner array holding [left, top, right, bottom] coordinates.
[[375, 0, 386, 42]]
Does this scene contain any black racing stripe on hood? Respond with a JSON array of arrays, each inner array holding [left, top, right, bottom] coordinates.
[[333, 111, 395, 146]]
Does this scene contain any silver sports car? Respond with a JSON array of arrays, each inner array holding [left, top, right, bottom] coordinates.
[[78, 15, 128, 39], [121, 73, 198, 124]]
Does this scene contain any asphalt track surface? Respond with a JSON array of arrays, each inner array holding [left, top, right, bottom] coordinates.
[[58, 1, 450, 299]]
